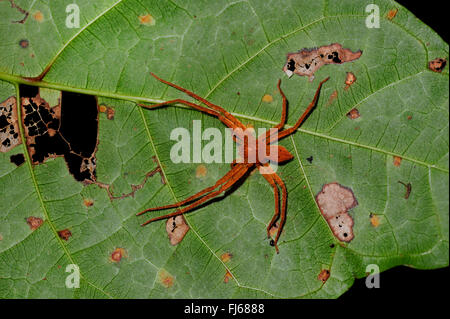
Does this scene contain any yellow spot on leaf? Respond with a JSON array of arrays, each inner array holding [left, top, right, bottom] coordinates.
[[139, 14, 156, 26], [33, 11, 44, 22], [99, 105, 107, 113], [393, 156, 402, 167], [262, 94, 273, 103], [370, 213, 380, 227], [83, 198, 94, 207], [220, 252, 233, 263]]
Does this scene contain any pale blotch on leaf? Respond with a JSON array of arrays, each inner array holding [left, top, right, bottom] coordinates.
[[315, 182, 358, 242], [110, 247, 127, 262], [26, 216, 43, 230], [317, 269, 330, 283], [326, 90, 338, 106], [261, 94, 273, 103], [195, 164, 208, 178], [166, 215, 189, 245], [283, 43, 362, 81], [139, 13, 156, 26], [158, 269, 174, 288], [393, 156, 402, 167]]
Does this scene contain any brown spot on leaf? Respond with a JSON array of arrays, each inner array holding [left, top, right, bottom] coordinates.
[[317, 269, 330, 283], [268, 222, 278, 238], [344, 72, 356, 90], [224, 270, 233, 283], [166, 215, 189, 245], [316, 182, 358, 242], [0, 234, 3, 241], [98, 105, 107, 113], [0, 97, 22, 153], [33, 10, 44, 22], [106, 107, 115, 120], [26, 216, 43, 230], [220, 252, 233, 263], [428, 58, 447, 73], [158, 269, 174, 288], [19, 39, 29, 48], [139, 14, 155, 26], [58, 229, 72, 241], [195, 164, 208, 178], [326, 90, 338, 106], [346, 108, 360, 119], [398, 181, 412, 199], [369, 213, 380, 227], [393, 156, 402, 167], [10, 153, 25, 166], [83, 198, 94, 207], [283, 43, 362, 81], [386, 8, 398, 20], [262, 94, 273, 103], [110, 248, 127, 262]]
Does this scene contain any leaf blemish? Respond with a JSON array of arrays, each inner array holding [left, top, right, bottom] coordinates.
[[33, 10, 44, 22], [1, 96, 22, 153], [393, 156, 402, 167], [316, 182, 358, 242], [283, 43, 362, 81], [195, 164, 208, 178], [398, 181, 412, 199], [346, 108, 360, 119], [83, 198, 94, 207], [110, 248, 127, 262], [428, 58, 447, 73], [220, 252, 233, 263], [10, 153, 25, 166], [386, 8, 398, 20], [19, 39, 29, 48], [21, 88, 98, 182], [26, 216, 43, 230], [166, 215, 189, 245], [344, 72, 356, 90], [139, 13, 156, 26], [262, 94, 273, 103], [317, 269, 330, 283], [158, 269, 174, 288], [369, 213, 380, 227], [57, 229, 72, 241], [224, 270, 233, 283]]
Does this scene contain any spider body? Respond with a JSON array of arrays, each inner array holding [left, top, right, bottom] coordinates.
[[138, 72, 329, 253]]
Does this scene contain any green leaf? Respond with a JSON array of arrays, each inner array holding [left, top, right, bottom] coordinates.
[[0, 0, 448, 298]]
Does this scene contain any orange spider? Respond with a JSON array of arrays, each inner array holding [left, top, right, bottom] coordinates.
[[137, 72, 329, 253]]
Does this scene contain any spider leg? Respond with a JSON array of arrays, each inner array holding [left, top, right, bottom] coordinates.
[[137, 161, 244, 215], [269, 76, 329, 143], [139, 99, 236, 130], [261, 172, 280, 240], [270, 172, 287, 254], [140, 164, 252, 225], [150, 72, 246, 130]]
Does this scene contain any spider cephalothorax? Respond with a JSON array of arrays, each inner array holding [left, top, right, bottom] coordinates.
[[137, 72, 329, 253]]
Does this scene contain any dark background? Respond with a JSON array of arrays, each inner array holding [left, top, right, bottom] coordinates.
[[343, 0, 448, 303]]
